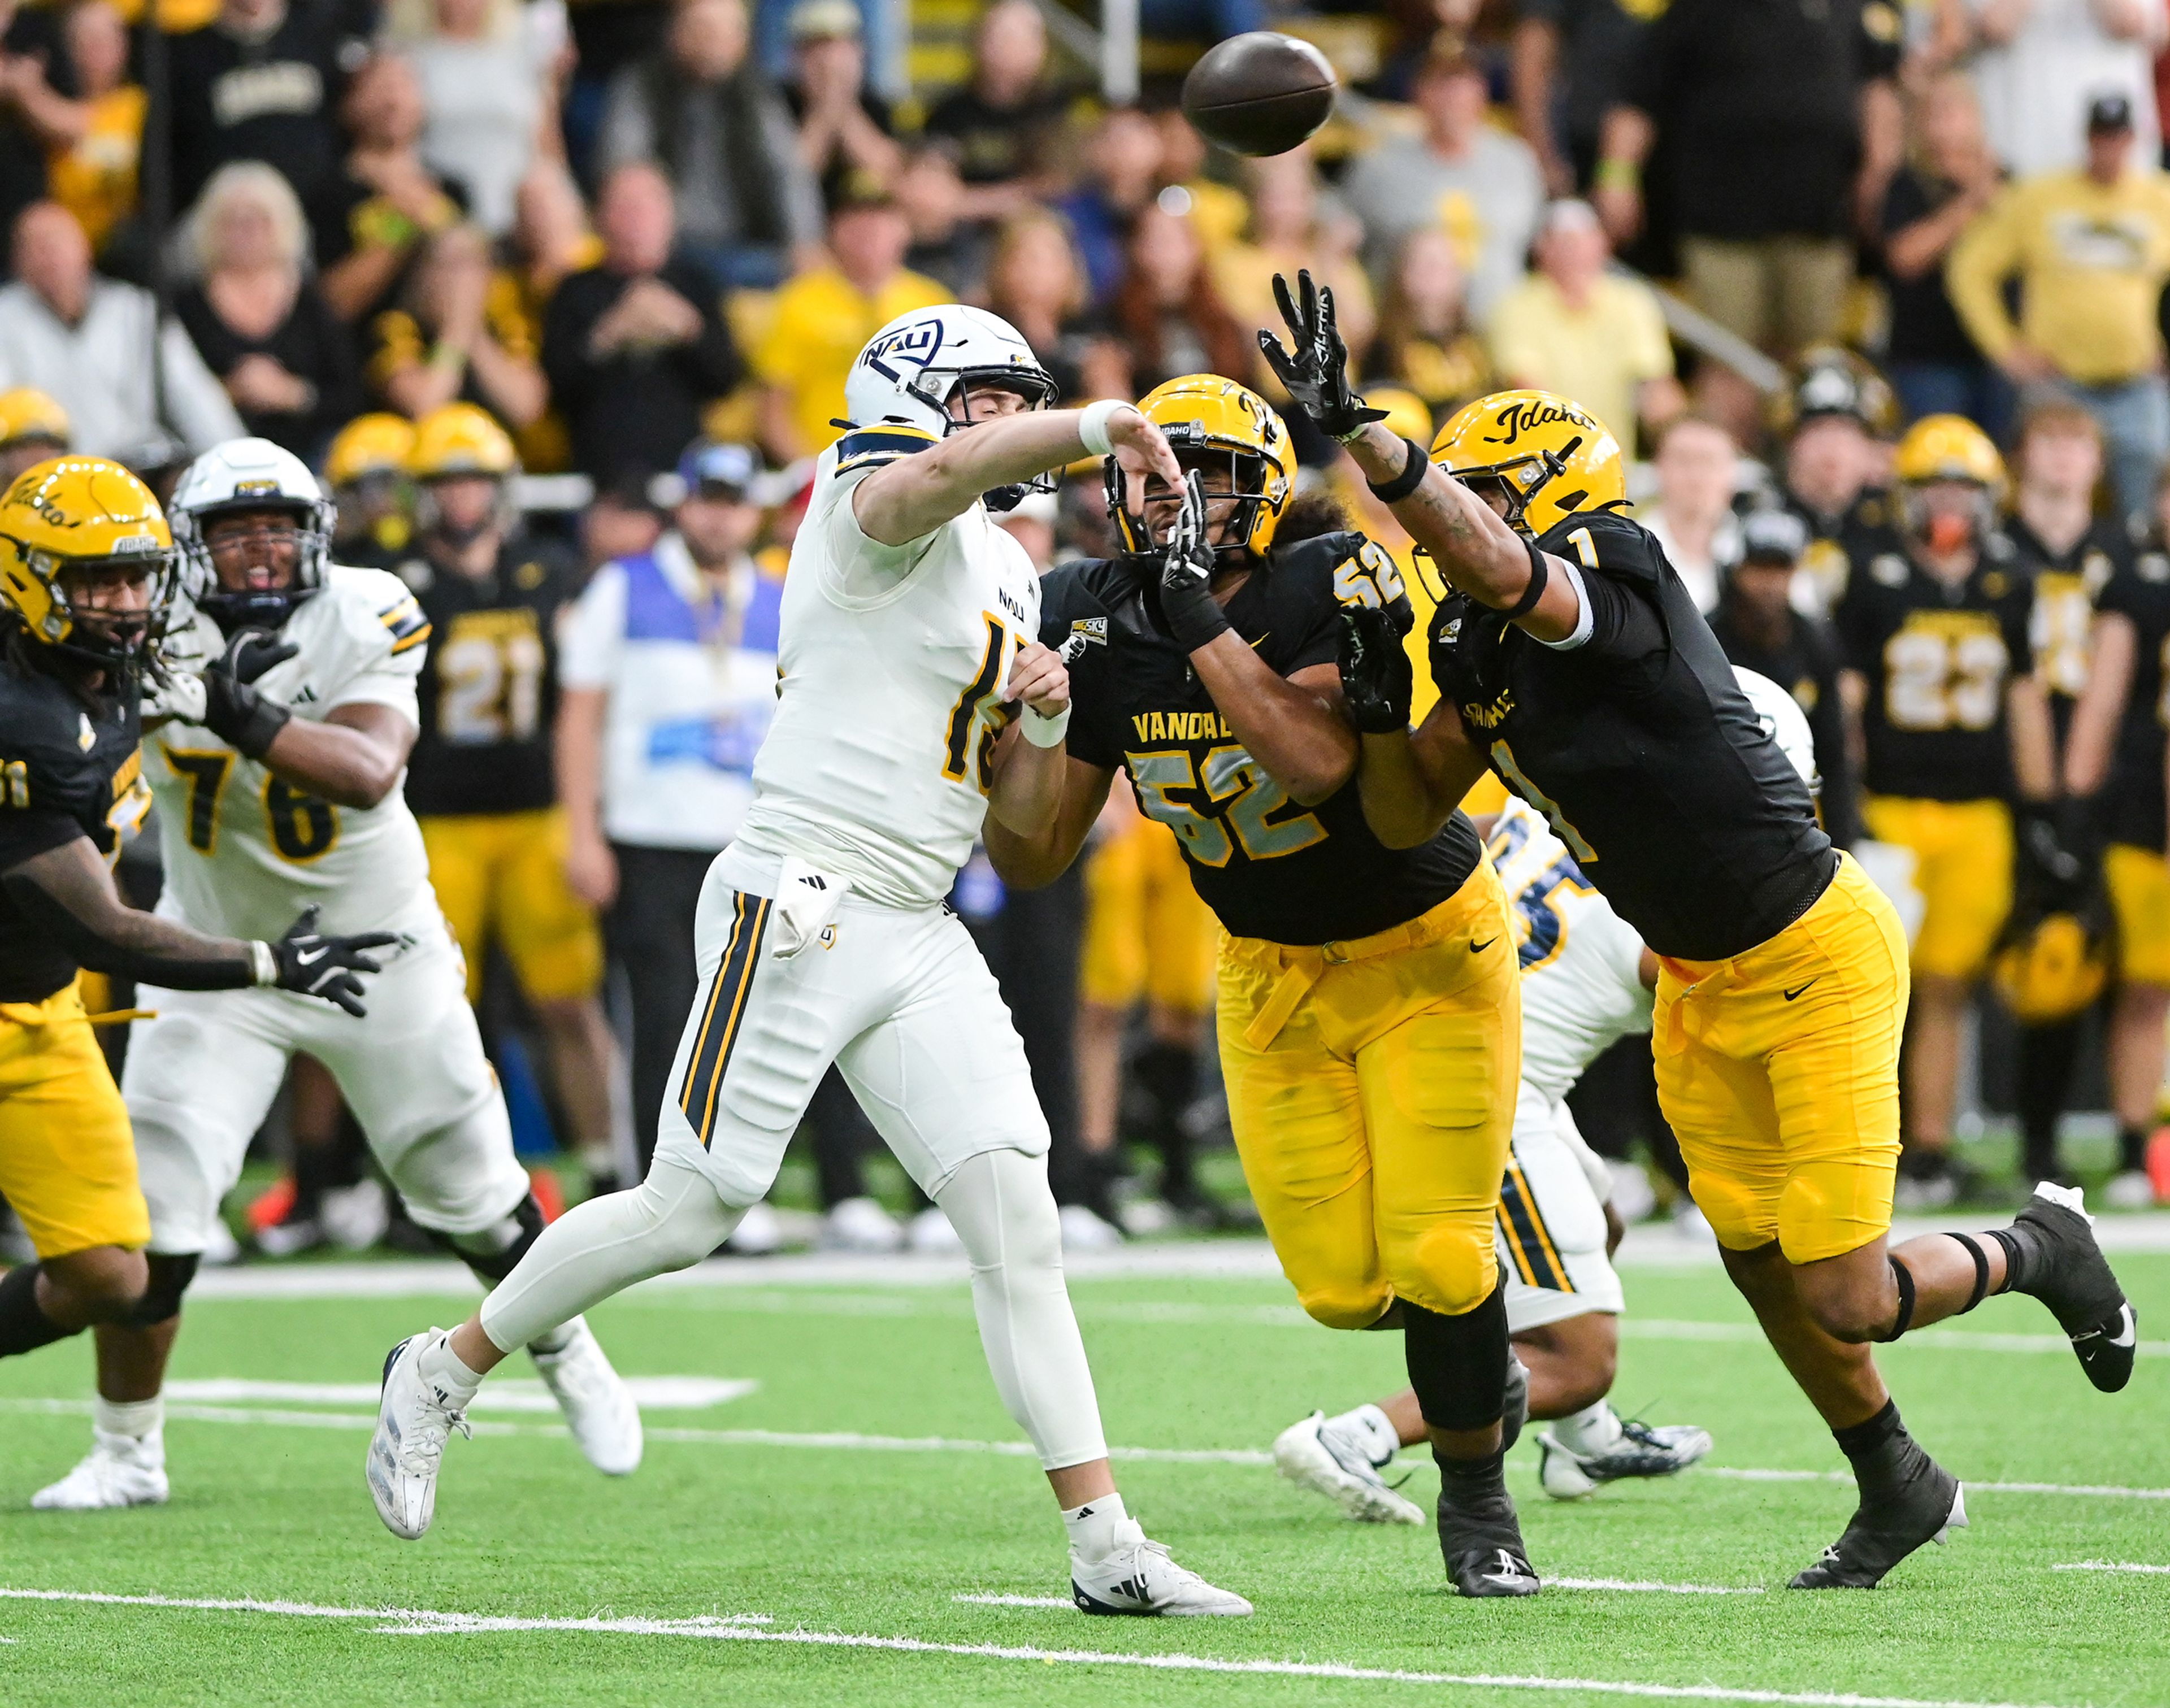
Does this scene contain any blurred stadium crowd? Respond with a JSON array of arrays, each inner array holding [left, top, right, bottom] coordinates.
[[3, 0, 2170, 1261]]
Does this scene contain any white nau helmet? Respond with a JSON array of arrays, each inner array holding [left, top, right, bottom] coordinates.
[[170, 436, 336, 631], [842, 305, 1059, 511], [1734, 666, 1819, 797]]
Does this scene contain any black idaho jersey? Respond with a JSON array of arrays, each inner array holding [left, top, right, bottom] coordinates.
[[1834, 532, 2034, 803], [1427, 509, 1835, 962], [2003, 512, 2126, 724], [2097, 538, 2170, 852], [1044, 532, 1482, 946], [401, 533, 582, 818], [0, 642, 147, 1001]]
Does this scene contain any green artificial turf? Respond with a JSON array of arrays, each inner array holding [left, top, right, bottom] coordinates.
[[0, 1255, 2163, 1708]]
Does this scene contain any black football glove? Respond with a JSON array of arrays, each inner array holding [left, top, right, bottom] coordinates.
[[1257, 269, 1386, 444], [2015, 799, 2100, 914], [201, 628, 297, 758], [258, 905, 397, 1018], [1158, 469, 1231, 651], [1339, 605, 1413, 734]]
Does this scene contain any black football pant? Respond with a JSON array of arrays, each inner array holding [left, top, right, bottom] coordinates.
[[606, 843, 716, 1175]]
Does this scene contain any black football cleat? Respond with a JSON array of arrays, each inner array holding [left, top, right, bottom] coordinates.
[[1437, 1462, 1540, 1598], [2011, 1183, 2138, 1393], [1790, 1434, 1965, 1590]]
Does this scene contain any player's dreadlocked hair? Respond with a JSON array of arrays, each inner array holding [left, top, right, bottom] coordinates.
[[1271, 489, 1351, 549]]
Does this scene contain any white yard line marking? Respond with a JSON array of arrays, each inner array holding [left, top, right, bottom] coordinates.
[[0, 1585, 2074, 1708], [1548, 1578, 1764, 1596], [4, 1398, 2161, 1497], [161, 1377, 758, 1413], [2051, 1561, 2170, 1574]]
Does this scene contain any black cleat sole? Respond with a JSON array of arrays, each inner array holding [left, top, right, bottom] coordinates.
[[1790, 1472, 1965, 1590]]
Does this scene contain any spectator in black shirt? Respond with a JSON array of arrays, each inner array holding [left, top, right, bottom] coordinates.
[[317, 53, 468, 325], [1709, 507, 1860, 849], [1511, 0, 1658, 197], [0, 0, 75, 245], [783, 0, 897, 211], [1596, 0, 1904, 401], [541, 160, 739, 483], [895, 142, 987, 295], [922, 0, 1065, 222], [1880, 72, 2011, 443], [596, 0, 823, 290], [163, 0, 349, 223], [173, 161, 359, 459]]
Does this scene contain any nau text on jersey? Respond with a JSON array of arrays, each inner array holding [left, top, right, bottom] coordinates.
[[1131, 710, 1236, 744]]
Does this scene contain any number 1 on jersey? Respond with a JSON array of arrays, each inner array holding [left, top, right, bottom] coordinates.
[[942, 615, 1009, 783]]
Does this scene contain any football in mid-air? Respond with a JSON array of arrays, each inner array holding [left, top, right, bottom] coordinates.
[[1180, 32, 1336, 157]]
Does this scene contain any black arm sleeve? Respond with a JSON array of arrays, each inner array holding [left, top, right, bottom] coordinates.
[[0, 871, 255, 992]]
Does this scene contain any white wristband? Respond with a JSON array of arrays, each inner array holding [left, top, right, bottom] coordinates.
[[1022, 703, 1071, 747], [248, 941, 277, 986], [1077, 399, 1131, 458]]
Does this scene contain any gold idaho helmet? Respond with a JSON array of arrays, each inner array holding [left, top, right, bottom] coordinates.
[[326, 412, 418, 489], [1430, 389, 1625, 538], [0, 456, 177, 665], [1993, 913, 2109, 1025], [408, 403, 519, 481], [1107, 375, 1292, 555], [0, 388, 71, 456], [1893, 412, 2006, 498], [1363, 385, 1434, 449]]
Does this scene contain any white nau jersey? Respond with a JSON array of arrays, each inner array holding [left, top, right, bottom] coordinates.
[[729, 425, 1044, 907], [146, 565, 440, 944], [1486, 794, 1652, 1102]]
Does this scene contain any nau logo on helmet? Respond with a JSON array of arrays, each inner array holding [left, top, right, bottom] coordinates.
[[860, 318, 947, 382], [1485, 398, 1594, 445]]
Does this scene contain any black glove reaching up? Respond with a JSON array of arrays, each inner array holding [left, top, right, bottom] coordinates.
[[201, 628, 297, 758], [1257, 270, 1387, 444], [1339, 604, 1414, 734], [255, 905, 397, 1017], [1157, 469, 1232, 652]]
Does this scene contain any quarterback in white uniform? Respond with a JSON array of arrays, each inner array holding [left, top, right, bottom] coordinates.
[[368, 308, 1249, 1616], [1275, 671, 1817, 1518], [33, 440, 638, 1512]]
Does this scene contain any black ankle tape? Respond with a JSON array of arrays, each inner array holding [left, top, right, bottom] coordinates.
[[1950, 1233, 1993, 1314], [1877, 1256, 1917, 1342], [1984, 1225, 2025, 1294], [1830, 1398, 1902, 1462]]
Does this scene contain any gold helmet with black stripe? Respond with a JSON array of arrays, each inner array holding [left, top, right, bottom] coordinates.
[[0, 455, 179, 668], [1429, 389, 1625, 539], [1105, 375, 1293, 557]]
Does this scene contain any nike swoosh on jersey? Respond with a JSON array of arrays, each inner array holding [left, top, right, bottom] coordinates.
[[1783, 979, 1819, 1001]]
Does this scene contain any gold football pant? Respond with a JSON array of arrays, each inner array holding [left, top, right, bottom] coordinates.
[[1861, 795, 2012, 981], [1216, 862, 1520, 1327], [1654, 854, 1908, 1264], [419, 807, 605, 1005], [1079, 815, 1217, 1012], [2106, 843, 2170, 986], [0, 984, 150, 1258]]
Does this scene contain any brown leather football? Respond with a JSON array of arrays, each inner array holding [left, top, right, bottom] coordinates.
[[1180, 33, 1336, 158]]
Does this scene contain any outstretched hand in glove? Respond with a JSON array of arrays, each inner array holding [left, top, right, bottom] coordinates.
[[1257, 269, 1387, 444], [257, 905, 398, 1018]]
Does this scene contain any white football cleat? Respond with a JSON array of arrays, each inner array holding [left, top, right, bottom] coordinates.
[[2104, 1169, 2158, 1210], [530, 1318, 643, 1476], [821, 1196, 904, 1253], [906, 1205, 965, 1254], [1057, 1203, 1123, 1251], [1273, 1410, 1425, 1525], [726, 1201, 786, 1255], [366, 1329, 470, 1540], [1071, 1520, 1252, 1616], [31, 1430, 168, 1510]]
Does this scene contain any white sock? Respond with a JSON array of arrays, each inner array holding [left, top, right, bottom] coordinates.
[[1329, 1403, 1401, 1467], [1062, 1490, 1131, 1562], [418, 1331, 485, 1405], [94, 1396, 162, 1444], [1552, 1400, 1622, 1456]]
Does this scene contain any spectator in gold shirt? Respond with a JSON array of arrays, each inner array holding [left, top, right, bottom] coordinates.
[[1948, 93, 2170, 515]]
